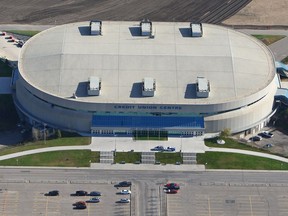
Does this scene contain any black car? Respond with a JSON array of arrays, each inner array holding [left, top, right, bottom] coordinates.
[[89, 191, 102, 196], [249, 136, 262, 141], [73, 201, 87, 209], [258, 131, 274, 138], [116, 181, 132, 187], [164, 183, 180, 190], [46, 190, 59, 196], [75, 190, 88, 196]]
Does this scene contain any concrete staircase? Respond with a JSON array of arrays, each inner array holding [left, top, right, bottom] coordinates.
[[182, 152, 197, 164], [141, 152, 155, 164], [100, 151, 114, 164]]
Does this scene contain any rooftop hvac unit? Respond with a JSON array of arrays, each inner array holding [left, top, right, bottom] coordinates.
[[90, 20, 102, 35], [87, 76, 101, 96], [190, 23, 203, 37], [140, 19, 152, 36], [142, 77, 156, 97], [196, 77, 210, 98]]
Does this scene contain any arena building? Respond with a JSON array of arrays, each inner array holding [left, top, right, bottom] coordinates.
[[15, 21, 278, 137]]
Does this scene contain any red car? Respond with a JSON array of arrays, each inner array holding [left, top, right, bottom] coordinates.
[[164, 183, 180, 190], [164, 189, 178, 194]]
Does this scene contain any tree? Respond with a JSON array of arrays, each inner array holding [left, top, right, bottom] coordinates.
[[220, 128, 231, 139]]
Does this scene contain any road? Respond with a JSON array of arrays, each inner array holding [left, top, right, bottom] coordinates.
[[2, 167, 288, 186]]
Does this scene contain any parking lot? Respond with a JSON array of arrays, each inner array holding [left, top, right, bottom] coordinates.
[[0, 183, 133, 216], [2, 168, 288, 216], [166, 184, 288, 216]]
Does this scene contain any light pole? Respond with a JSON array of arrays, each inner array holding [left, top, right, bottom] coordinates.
[[180, 135, 183, 152], [43, 123, 47, 144], [114, 134, 117, 156]]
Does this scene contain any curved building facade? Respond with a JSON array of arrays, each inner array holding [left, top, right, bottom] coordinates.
[[16, 21, 277, 136]]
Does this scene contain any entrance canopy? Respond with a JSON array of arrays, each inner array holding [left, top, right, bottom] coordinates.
[[92, 115, 204, 130]]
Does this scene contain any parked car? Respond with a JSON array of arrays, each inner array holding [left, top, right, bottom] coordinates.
[[86, 197, 100, 203], [119, 189, 131, 195], [151, 146, 165, 151], [164, 183, 180, 190], [249, 136, 262, 141], [45, 190, 59, 196], [119, 198, 130, 203], [165, 147, 176, 152], [263, 143, 273, 148], [89, 191, 102, 196], [259, 131, 274, 138], [17, 40, 24, 47], [116, 181, 132, 187], [164, 189, 178, 194], [75, 190, 88, 196], [73, 201, 87, 209]]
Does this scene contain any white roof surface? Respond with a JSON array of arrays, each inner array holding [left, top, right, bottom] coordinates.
[[18, 21, 275, 105]]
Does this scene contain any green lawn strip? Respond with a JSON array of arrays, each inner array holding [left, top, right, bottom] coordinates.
[[155, 152, 182, 164], [281, 56, 288, 64], [5, 30, 40, 37], [197, 152, 288, 170], [205, 138, 268, 153], [0, 150, 99, 167], [0, 95, 19, 131], [114, 152, 141, 163], [0, 136, 91, 156], [252, 35, 286, 46], [0, 59, 12, 77]]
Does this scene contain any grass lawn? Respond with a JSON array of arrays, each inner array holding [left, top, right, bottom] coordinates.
[[0, 58, 12, 77], [0, 150, 100, 167], [114, 152, 141, 163], [155, 152, 182, 164], [197, 152, 288, 170], [5, 30, 40, 37], [0, 136, 91, 156], [0, 95, 19, 131], [252, 35, 286, 46], [281, 56, 288, 64], [205, 137, 267, 153]]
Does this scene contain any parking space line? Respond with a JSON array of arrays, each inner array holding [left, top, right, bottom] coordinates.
[[207, 195, 211, 216], [249, 196, 254, 216], [45, 196, 49, 216]]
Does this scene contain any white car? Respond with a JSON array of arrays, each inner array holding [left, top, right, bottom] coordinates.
[[165, 146, 176, 152], [151, 146, 165, 151], [119, 198, 130, 203], [119, 189, 131, 195], [86, 197, 100, 203]]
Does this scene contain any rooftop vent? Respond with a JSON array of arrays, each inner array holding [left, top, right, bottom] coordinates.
[[87, 76, 101, 96], [140, 18, 152, 36], [190, 23, 203, 37], [196, 77, 210, 98], [90, 20, 102, 35], [142, 77, 156, 97]]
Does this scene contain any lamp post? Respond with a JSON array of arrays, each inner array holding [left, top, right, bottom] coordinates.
[[114, 134, 117, 156], [43, 123, 47, 144], [180, 135, 183, 152]]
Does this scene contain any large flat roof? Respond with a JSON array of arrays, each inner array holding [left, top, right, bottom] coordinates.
[[19, 21, 275, 105]]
